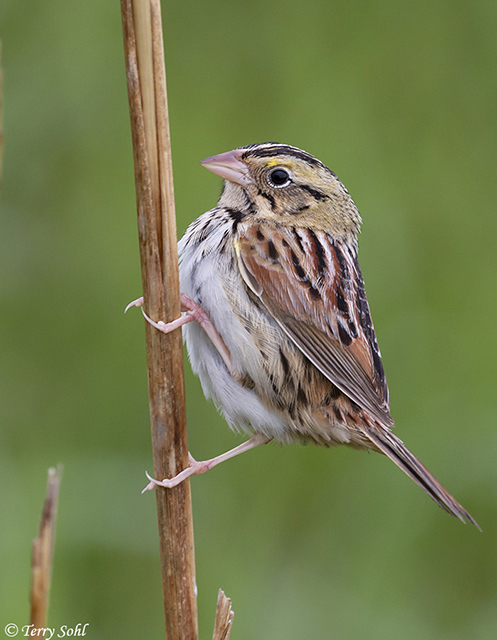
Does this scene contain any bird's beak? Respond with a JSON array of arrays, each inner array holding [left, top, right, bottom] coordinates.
[[200, 149, 252, 187]]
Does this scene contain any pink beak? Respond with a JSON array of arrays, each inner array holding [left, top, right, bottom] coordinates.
[[200, 149, 252, 187]]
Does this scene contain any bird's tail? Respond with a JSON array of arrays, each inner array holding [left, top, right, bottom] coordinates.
[[363, 425, 480, 529]]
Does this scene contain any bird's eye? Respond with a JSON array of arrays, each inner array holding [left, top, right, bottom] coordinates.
[[268, 168, 291, 188]]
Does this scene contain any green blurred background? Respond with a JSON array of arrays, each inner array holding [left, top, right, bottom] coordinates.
[[1, 0, 496, 638]]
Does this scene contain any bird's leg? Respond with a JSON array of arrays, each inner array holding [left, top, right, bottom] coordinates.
[[142, 433, 272, 491], [125, 294, 235, 377], [126, 295, 268, 491]]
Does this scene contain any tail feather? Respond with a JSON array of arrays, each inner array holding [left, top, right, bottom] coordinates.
[[363, 426, 480, 530]]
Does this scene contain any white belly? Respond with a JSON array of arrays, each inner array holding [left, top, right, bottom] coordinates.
[[178, 210, 360, 448], [178, 212, 292, 441]]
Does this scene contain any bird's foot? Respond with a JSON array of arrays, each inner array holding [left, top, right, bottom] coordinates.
[[125, 293, 236, 374], [142, 434, 272, 492]]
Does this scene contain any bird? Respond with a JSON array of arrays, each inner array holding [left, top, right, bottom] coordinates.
[[131, 142, 478, 528]]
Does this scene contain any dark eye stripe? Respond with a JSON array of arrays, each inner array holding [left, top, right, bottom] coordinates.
[[299, 184, 329, 202]]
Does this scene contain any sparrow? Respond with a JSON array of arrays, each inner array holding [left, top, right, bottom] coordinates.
[[132, 142, 478, 528]]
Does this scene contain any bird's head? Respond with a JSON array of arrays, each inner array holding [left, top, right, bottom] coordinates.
[[201, 142, 361, 240]]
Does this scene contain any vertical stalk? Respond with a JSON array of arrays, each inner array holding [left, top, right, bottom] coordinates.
[[120, 2, 198, 639], [30, 467, 62, 632]]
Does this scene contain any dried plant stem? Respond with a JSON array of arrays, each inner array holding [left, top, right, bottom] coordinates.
[[120, 1, 198, 639], [30, 467, 62, 631], [212, 590, 234, 640]]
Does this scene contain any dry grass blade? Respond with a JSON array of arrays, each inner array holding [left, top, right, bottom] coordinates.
[[30, 466, 62, 631], [212, 590, 235, 640]]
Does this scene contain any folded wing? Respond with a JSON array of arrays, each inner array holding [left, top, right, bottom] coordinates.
[[235, 223, 392, 426]]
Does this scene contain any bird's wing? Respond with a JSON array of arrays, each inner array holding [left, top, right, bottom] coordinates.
[[235, 223, 393, 426]]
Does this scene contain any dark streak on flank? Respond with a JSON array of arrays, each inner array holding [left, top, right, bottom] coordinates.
[[268, 374, 284, 406], [326, 385, 341, 402], [349, 398, 361, 413], [346, 411, 357, 425], [218, 228, 230, 254], [297, 385, 307, 405], [279, 350, 295, 398], [287, 400, 296, 419], [256, 228, 265, 241], [279, 348, 290, 377], [240, 374, 256, 390]]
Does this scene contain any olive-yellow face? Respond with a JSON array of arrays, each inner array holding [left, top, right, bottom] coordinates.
[[202, 142, 362, 239]]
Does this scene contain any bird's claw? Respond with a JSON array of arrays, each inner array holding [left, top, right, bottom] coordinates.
[[124, 296, 144, 314]]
